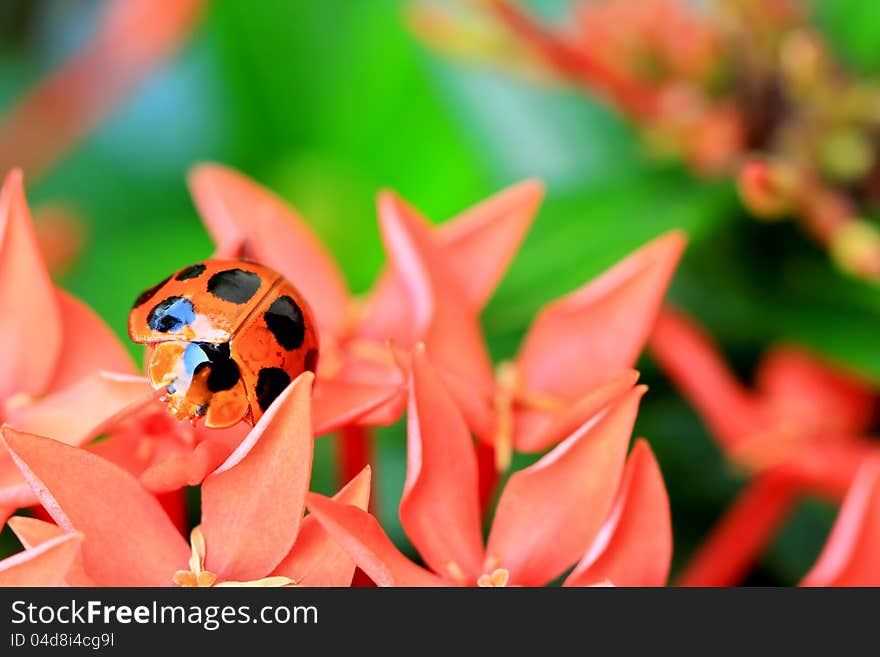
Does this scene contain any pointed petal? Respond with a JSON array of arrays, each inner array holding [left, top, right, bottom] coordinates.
[[312, 378, 403, 436], [516, 232, 685, 400], [189, 164, 350, 335], [802, 458, 880, 586], [1, 426, 188, 586], [0, 170, 61, 398], [201, 372, 315, 581], [47, 290, 136, 392], [564, 440, 672, 587], [7, 516, 93, 586], [0, 532, 81, 587], [273, 466, 371, 586], [649, 306, 764, 449], [486, 386, 645, 586], [0, 0, 206, 179], [513, 369, 640, 452], [756, 346, 876, 437], [677, 471, 798, 586], [399, 346, 485, 581], [367, 192, 494, 399], [5, 373, 154, 448], [306, 493, 446, 586], [436, 180, 543, 310]]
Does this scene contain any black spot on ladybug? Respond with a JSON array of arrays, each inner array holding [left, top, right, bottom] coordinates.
[[264, 295, 305, 350], [304, 348, 319, 373], [189, 342, 241, 392], [255, 367, 291, 411], [147, 296, 195, 333], [132, 276, 170, 309], [175, 263, 206, 281], [207, 268, 262, 304]]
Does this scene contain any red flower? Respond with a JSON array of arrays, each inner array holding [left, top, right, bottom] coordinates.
[[2, 372, 371, 587], [650, 306, 877, 585], [304, 346, 671, 587]]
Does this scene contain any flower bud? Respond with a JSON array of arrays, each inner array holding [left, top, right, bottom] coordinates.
[[830, 219, 880, 280], [737, 158, 799, 220], [819, 127, 875, 183]]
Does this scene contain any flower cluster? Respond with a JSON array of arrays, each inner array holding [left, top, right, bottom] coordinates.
[[1, 161, 878, 586], [414, 0, 880, 282], [0, 164, 681, 587]]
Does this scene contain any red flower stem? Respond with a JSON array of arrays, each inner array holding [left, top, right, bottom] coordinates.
[[336, 426, 377, 512], [476, 441, 500, 512], [486, 0, 657, 117], [677, 472, 798, 586]]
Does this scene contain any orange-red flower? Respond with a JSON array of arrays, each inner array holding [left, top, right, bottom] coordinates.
[[188, 164, 543, 434], [649, 306, 878, 585], [188, 164, 684, 501], [305, 346, 671, 587], [2, 372, 371, 587], [0, 169, 138, 523]]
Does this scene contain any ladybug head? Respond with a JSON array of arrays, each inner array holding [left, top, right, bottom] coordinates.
[[148, 340, 250, 428]]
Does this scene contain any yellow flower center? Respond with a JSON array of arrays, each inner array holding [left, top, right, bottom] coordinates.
[[477, 568, 510, 587], [172, 526, 296, 588]]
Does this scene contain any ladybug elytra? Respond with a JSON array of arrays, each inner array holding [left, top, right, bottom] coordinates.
[[128, 259, 319, 428]]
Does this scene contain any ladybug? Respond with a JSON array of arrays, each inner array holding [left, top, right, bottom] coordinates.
[[128, 259, 319, 428]]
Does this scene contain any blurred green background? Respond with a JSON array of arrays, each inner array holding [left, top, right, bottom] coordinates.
[[2, 0, 880, 584]]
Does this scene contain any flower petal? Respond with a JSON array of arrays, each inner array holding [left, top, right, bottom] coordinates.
[[436, 180, 543, 310], [368, 191, 495, 402], [7, 516, 93, 586], [649, 306, 764, 449], [312, 378, 403, 436], [802, 457, 880, 586], [0, 0, 206, 179], [564, 440, 672, 587], [1, 426, 189, 586], [0, 456, 36, 509], [306, 492, 446, 586], [399, 345, 485, 581], [47, 290, 136, 392], [5, 372, 154, 448], [677, 471, 798, 586], [513, 369, 640, 452], [201, 372, 315, 581], [0, 170, 61, 398], [0, 532, 81, 587], [189, 164, 350, 335], [486, 385, 645, 586], [272, 466, 372, 586], [516, 231, 685, 401]]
